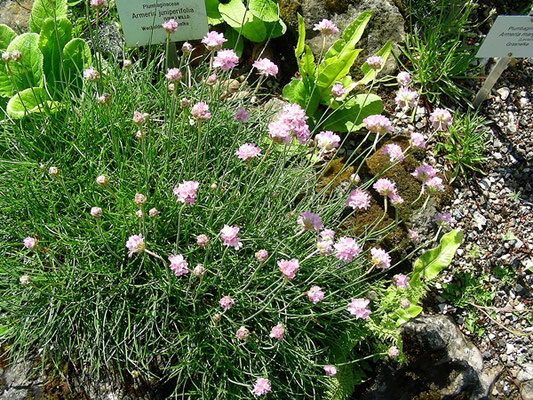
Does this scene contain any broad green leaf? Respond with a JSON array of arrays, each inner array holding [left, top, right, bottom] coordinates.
[[206, 0, 224, 25], [411, 230, 463, 285], [295, 13, 305, 58], [62, 38, 91, 95], [249, 0, 279, 23], [0, 24, 16, 50], [29, 0, 68, 33], [223, 27, 244, 57], [395, 305, 423, 326], [355, 40, 393, 86], [0, 63, 12, 97], [298, 45, 316, 78], [317, 49, 362, 91], [324, 10, 372, 60], [219, 0, 252, 29], [264, 19, 286, 39], [5, 33, 44, 94], [39, 18, 73, 96], [318, 94, 382, 132], [282, 77, 319, 116], [6, 87, 57, 118], [241, 17, 267, 42]]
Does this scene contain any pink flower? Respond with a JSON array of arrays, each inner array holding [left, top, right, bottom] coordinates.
[[347, 298, 371, 319], [394, 274, 409, 288], [397, 71, 411, 87], [234, 107, 250, 122], [191, 102, 211, 121], [252, 378, 271, 396], [169, 254, 189, 276], [411, 164, 437, 183], [313, 19, 339, 35], [277, 258, 299, 280], [206, 73, 217, 86], [236, 143, 261, 160], [83, 67, 99, 81], [370, 248, 391, 269], [317, 239, 333, 255], [434, 212, 454, 227], [395, 88, 418, 109], [132, 110, 149, 125], [388, 346, 400, 358], [268, 103, 311, 145], [182, 42, 193, 53], [213, 49, 239, 71], [297, 211, 323, 232], [268, 120, 292, 144], [347, 189, 371, 210], [90, 0, 107, 9], [315, 131, 340, 151], [253, 58, 278, 77], [269, 323, 285, 339], [323, 365, 337, 377], [126, 234, 145, 257], [381, 143, 405, 162], [320, 229, 335, 241], [235, 326, 249, 340], [400, 298, 411, 309], [134, 193, 147, 206], [410, 132, 426, 148], [173, 180, 200, 205], [331, 83, 345, 99], [429, 108, 452, 131], [363, 115, 393, 134], [148, 208, 159, 217], [165, 68, 182, 81], [193, 264, 205, 277], [23, 237, 37, 250], [197, 234, 209, 248], [162, 19, 178, 34], [202, 31, 227, 51], [373, 178, 396, 197], [255, 249, 268, 262], [366, 56, 383, 70], [389, 192, 404, 205], [219, 295, 234, 311], [220, 225, 243, 250], [334, 237, 361, 262], [307, 286, 325, 304], [426, 176, 445, 192], [90, 206, 102, 218]]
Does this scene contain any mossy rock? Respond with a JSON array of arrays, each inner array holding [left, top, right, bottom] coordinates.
[[316, 158, 354, 196], [279, 0, 301, 31]]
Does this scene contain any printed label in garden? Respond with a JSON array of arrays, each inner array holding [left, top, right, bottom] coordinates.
[[477, 16, 533, 58], [115, 0, 208, 47]]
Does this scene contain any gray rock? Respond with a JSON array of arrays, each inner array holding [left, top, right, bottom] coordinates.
[[497, 87, 510, 100], [522, 380, 533, 400], [0, 0, 33, 31], [518, 363, 533, 383]]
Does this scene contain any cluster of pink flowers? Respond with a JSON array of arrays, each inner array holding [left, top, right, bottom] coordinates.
[[314, 131, 340, 152], [307, 286, 325, 304], [236, 143, 261, 161], [83, 67, 99, 81], [370, 247, 391, 269], [434, 212, 454, 227], [89, 0, 107, 10], [234, 107, 250, 122], [197, 234, 209, 248], [394, 274, 409, 288], [373, 178, 403, 204], [395, 88, 418, 109], [268, 103, 310, 145], [410, 132, 426, 148], [269, 323, 285, 339], [366, 56, 383, 70], [165, 68, 182, 82], [252, 378, 271, 396], [412, 165, 445, 192], [219, 295, 234, 311], [323, 365, 337, 377], [191, 102, 211, 121], [253, 58, 278, 77], [297, 211, 323, 232], [347, 298, 371, 319], [313, 19, 339, 35], [220, 225, 243, 250], [346, 189, 371, 210], [381, 143, 405, 163], [162, 19, 178, 34], [317, 229, 335, 255], [334, 237, 361, 262], [363, 115, 393, 134], [213, 49, 239, 71], [202, 31, 227, 51], [133, 110, 149, 126], [169, 254, 189, 276], [173, 180, 200, 205], [331, 83, 345, 99], [429, 108, 453, 130], [126, 234, 145, 257], [277, 258, 299, 280]]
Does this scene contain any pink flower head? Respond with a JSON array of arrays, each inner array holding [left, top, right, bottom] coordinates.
[[269, 323, 285, 339], [315, 131, 341, 151], [282, 103, 310, 144], [173, 180, 200, 205], [182, 42, 193, 53], [220, 225, 243, 250], [83, 67, 99, 81], [410, 132, 426, 148], [331, 83, 345, 99], [193, 264, 205, 277], [429, 108, 452, 131], [191, 102, 211, 121], [381, 143, 405, 163], [366, 56, 383, 70], [23, 236, 37, 250], [234, 107, 250, 122], [165, 68, 182, 81], [252, 378, 271, 396], [347, 298, 371, 319], [411, 164, 437, 183], [426, 176, 445, 192], [373, 178, 397, 197], [408, 229, 419, 242], [277, 258, 299, 280], [324, 365, 337, 377], [397, 71, 411, 87], [255, 249, 269, 262], [334, 237, 361, 262], [394, 274, 409, 288], [126, 234, 145, 257], [268, 120, 292, 144], [389, 192, 404, 205], [213, 49, 239, 71], [169, 254, 189, 276], [90, 206, 103, 218], [297, 211, 323, 232], [197, 234, 209, 248], [388, 346, 400, 358], [236, 143, 261, 160], [313, 19, 339, 35], [434, 212, 454, 227], [320, 229, 335, 241], [317, 239, 334, 255], [219, 295, 234, 311], [347, 189, 371, 210], [307, 286, 325, 304], [395, 88, 418, 109], [363, 115, 393, 134], [206, 73, 218, 86], [133, 110, 149, 126], [235, 326, 249, 340], [202, 31, 227, 51], [149, 208, 159, 217], [90, 0, 107, 9], [370, 247, 391, 269], [162, 19, 178, 34], [253, 58, 278, 77]]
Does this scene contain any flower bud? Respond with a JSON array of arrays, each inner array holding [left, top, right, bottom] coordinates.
[[134, 193, 147, 206], [97, 93, 111, 106], [148, 208, 159, 217], [10, 50, 22, 62], [48, 166, 59, 177], [212, 313, 222, 323], [197, 234, 209, 248], [19, 275, 31, 285], [182, 42, 193, 53], [179, 98, 191, 109], [91, 206, 103, 218], [123, 59, 132, 69], [367, 290, 378, 300], [193, 264, 205, 277], [255, 249, 268, 262], [135, 209, 144, 219], [2, 51, 10, 63], [210, 182, 217, 191], [96, 175, 108, 186], [400, 298, 411, 309], [387, 346, 399, 358]]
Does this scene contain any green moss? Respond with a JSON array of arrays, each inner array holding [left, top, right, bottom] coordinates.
[[279, 0, 301, 30], [316, 158, 354, 196]]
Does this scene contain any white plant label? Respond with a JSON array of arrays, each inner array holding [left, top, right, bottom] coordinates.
[[477, 15, 533, 58], [115, 0, 208, 47]]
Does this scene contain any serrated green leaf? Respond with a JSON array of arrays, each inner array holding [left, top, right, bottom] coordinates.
[[295, 13, 305, 58], [317, 49, 362, 91], [318, 93, 382, 132], [6, 87, 57, 118], [355, 40, 392, 86], [324, 10, 372, 60], [249, 0, 279, 23], [0, 24, 16, 50], [5, 33, 44, 94], [29, 0, 68, 33]]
